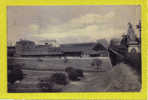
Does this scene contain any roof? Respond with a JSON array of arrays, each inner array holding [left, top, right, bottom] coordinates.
[[60, 42, 106, 53], [8, 46, 15, 49], [16, 40, 35, 43]]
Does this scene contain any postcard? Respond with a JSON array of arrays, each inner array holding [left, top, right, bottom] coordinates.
[[0, 0, 147, 99]]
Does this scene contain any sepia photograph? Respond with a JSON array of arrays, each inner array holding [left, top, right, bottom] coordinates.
[[7, 5, 141, 92]]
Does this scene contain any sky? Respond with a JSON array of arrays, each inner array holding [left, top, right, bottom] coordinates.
[[7, 5, 141, 45]]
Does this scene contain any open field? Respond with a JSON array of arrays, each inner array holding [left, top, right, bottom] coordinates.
[[8, 57, 141, 92]]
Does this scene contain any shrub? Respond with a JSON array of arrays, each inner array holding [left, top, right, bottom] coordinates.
[[75, 69, 84, 77], [8, 58, 24, 84], [50, 73, 69, 85], [38, 73, 68, 92], [8, 67, 24, 84], [65, 67, 79, 81], [65, 67, 84, 81], [38, 78, 56, 92]]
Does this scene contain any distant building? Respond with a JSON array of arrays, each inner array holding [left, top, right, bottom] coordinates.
[[61, 42, 108, 57], [15, 40, 61, 57], [13, 40, 107, 57], [15, 40, 36, 56]]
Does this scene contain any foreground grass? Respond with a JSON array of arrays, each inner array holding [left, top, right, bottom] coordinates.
[[8, 57, 141, 92]]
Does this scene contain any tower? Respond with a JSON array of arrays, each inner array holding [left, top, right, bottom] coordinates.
[[127, 22, 140, 54]]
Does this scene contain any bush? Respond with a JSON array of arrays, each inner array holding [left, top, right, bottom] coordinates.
[[8, 58, 24, 84], [76, 69, 84, 77], [8, 67, 24, 84], [38, 77, 64, 92], [65, 67, 84, 81], [38, 78, 57, 92], [50, 73, 69, 85], [38, 73, 68, 92]]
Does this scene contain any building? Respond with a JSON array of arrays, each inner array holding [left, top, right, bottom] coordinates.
[[15, 40, 62, 57], [126, 22, 141, 54], [61, 42, 108, 57], [127, 41, 140, 54], [13, 40, 108, 57]]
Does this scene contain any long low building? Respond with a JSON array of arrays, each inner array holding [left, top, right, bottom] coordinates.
[[8, 40, 108, 57], [61, 43, 107, 57]]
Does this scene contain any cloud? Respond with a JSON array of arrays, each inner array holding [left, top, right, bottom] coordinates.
[[28, 12, 125, 44], [29, 24, 40, 32], [8, 6, 140, 44], [69, 12, 115, 25]]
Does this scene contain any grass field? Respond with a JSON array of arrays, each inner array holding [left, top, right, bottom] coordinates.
[[8, 57, 141, 92], [13, 57, 111, 71]]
